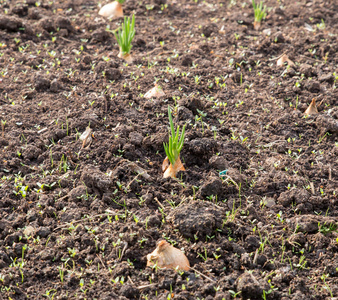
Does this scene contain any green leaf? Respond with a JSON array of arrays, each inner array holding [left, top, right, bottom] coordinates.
[[163, 106, 186, 166]]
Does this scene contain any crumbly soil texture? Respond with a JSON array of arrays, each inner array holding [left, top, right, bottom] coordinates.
[[0, 0, 338, 299]]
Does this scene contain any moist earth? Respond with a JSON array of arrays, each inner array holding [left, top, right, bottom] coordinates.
[[0, 0, 338, 299]]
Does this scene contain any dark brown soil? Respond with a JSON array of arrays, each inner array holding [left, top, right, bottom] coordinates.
[[0, 0, 338, 299]]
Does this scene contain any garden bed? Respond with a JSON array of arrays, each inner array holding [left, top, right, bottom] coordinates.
[[0, 0, 337, 299]]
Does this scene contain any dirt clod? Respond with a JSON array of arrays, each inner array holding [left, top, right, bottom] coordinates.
[[167, 201, 225, 238]]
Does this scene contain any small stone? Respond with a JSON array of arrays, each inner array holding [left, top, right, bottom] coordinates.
[[129, 132, 143, 146], [23, 225, 35, 237], [202, 23, 217, 37], [33, 74, 50, 91], [306, 81, 321, 93], [273, 32, 285, 43], [318, 73, 334, 84], [299, 64, 313, 77], [256, 254, 267, 266], [177, 106, 193, 121], [92, 28, 111, 42], [264, 197, 276, 208], [181, 55, 193, 67], [245, 235, 260, 252], [105, 68, 121, 81], [83, 55, 92, 65], [262, 28, 271, 36], [199, 175, 223, 198], [37, 226, 51, 238], [209, 155, 228, 170], [69, 185, 87, 202]]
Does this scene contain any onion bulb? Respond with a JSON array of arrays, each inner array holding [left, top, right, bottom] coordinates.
[[99, 2, 123, 19], [147, 240, 190, 271], [253, 21, 261, 30], [162, 156, 185, 179], [118, 50, 133, 63]]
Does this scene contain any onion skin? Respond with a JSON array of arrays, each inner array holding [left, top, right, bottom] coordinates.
[[304, 98, 318, 116], [276, 54, 295, 68], [118, 51, 133, 63], [144, 85, 165, 99], [99, 2, 123, 19], [253, 21, 261, 30], [147, 240, 190, 271], [163, 156, 185, 179]]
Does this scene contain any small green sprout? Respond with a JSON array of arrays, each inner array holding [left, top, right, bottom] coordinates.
[[114, 15, 135, 57], [163, 106, 186, 167], [252, 0, 266, 28]]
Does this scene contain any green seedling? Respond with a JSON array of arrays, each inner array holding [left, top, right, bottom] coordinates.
[[163, 106, 186, 178], [114, 15, 135, 63], [252, 0, 266, 29]]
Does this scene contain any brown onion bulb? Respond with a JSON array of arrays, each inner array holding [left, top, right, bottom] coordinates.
[[147, 240, 190, 271]]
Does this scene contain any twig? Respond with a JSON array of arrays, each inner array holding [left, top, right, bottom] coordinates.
[[1, 121, 5, 138], [328, 167, 332, 181], [137, 283, 157, 290], [126, 172, 143, 190], [54, 211, 116, 231], [224, 175, 239, 190], [262, 140, 285, 148], [253, 249, 259, 265], [153, 197, 165, 211], [310, 182, 315, 195], [248, 271, 260, 286], [317, 99, 324, 108], [128, 276, 134, 285], [96, 254, 107, 269], [146, 47, 173, 56], [190, 267, 216, 282], [146, 47, 162, 55], [59, 36, 76, 43], [118, 242, 128, 261], [299, 54, 323, 62], [269, 52, 286, 61]]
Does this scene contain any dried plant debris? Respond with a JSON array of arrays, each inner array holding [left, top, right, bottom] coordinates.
[[80, 126, 93, 148], [304, 98, 318, 116], [144, 84, 165, 99], [276, 54, 295, 68], [147, 240, 190, 271]]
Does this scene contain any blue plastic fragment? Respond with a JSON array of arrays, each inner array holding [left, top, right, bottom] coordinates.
[[219, 169, 228, 177]]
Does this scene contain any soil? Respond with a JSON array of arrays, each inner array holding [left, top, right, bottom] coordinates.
[[0, 0, 338, 299]]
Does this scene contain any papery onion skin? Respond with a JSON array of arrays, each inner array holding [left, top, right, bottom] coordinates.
[[147, 240, 190, 271], [99, 2, 123, 19], [304, 98, 318, 116], [118, 51, 133, 63], [163, 156, 185, 179]]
